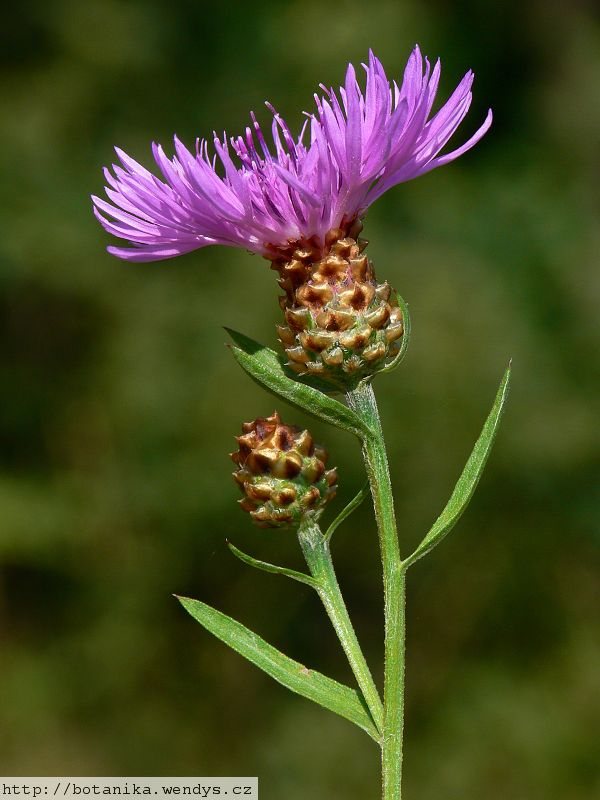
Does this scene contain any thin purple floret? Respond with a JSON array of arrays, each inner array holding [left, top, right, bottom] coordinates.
[[93, 46, 492, 262]]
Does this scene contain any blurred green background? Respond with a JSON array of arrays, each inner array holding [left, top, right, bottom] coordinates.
[[1, 0, 599, 797]]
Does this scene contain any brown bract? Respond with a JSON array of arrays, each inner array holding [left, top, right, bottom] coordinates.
[[231, 412, 337, 529], [266, 222, 404, 390]]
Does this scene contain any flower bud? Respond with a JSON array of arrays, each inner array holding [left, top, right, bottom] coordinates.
[[231, 412, 338, 528], [269, 222, 404, 390]]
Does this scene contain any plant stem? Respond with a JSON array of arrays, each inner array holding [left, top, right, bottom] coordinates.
[[347, 381, 406, 800], [298, 518, 384, 737]]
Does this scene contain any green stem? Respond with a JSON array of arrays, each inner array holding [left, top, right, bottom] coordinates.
[[347, 381, 406, 800], [298, 518, 384, 737]]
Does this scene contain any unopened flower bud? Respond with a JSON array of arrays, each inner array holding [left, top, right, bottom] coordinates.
[[231, 412, 338, 528], [269, 222, 404, 390]]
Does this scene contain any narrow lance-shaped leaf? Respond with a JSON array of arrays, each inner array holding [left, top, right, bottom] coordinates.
[[227, 540, 319, 589], [225, 329, 371, 440], [403, 365, 511, 568], [325, 482, 370, 542], [177, 595, 380, 741]]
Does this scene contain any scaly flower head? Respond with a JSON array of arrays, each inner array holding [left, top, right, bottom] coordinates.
[[93, 47, 491, 262], [273, 222, 405, 387], [231, 412, 337, 528]]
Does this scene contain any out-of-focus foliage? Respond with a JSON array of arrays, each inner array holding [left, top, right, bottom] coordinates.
[[1, 0, 599, 797]]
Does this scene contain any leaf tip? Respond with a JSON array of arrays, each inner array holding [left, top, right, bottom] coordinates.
[[502, 361, 513, 391], [174, 593, 195, 608]]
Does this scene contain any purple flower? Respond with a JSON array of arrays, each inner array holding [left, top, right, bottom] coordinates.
[[93, 47, 492, 263]]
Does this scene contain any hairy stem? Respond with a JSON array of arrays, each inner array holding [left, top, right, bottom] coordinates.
[[347, 381, 406, 800], [298, 518, 384, 736]]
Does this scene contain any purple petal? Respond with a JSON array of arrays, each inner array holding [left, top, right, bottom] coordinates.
[[93, 48, 492, 263]]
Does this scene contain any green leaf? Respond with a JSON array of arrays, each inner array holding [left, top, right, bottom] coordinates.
[[380, 292, 411, 374], [227, 540, 320, 589], [403, 365, 511, 568], [177, 595, 380, 741], [225, 329, 371, 439], [324, 482, 370, 542]]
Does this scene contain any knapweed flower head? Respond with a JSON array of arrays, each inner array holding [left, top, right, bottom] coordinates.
[[93, 47, 491, 388], [274, 224, 405, 388], [93, 46, 491, 262], [231, 412, 337, 529]]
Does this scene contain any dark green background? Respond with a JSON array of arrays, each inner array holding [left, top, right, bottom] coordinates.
[[1, 1, 599, 797]]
